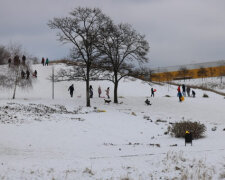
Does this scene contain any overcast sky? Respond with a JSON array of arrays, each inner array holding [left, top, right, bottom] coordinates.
[[1, 0, 225, 68]]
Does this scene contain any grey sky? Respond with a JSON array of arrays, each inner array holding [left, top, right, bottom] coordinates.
[[1, 0, 225, 68]]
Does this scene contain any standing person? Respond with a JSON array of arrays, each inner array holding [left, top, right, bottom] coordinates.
[[177, 85, 182, 102], [98, 86, 102, 98], [182, 84, 186, 97], [21, 70, 25, 79], [68, 84, 74, 97], [26, 70, 30, 79], [187, 86, 191, 97], [22, 55, 26, 65], [45, 58, 49, 66], [41, 57, 45, 66], [151, 87, 154, 97], [89, 85, 93, 98], [8, 58, 11, 67], [105, 87, 110, 99], [192, 90, 196, 98]]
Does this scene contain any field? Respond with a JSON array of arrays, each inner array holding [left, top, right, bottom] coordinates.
[[0, 64, 225, 179]]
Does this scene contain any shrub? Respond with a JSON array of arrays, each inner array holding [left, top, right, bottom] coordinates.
[[169, 121, 206, 139], [203, 93, 209, 98]]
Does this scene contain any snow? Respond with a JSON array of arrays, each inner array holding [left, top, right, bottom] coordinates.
[[0, 63, 225, 179]]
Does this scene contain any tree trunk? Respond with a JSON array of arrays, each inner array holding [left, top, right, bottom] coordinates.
[[113, 73, 118, 103], [86, 67, 91, 107], [12, 76, 18, 99]]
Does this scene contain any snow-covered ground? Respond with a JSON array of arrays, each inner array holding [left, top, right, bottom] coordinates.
[[0, 64, 225, 179], [172, 77, 225, 94]]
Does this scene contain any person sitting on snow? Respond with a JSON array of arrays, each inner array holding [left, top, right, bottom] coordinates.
[[145, 98, 151, 105]]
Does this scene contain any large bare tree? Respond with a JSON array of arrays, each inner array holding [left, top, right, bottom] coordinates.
[[96, 23, 149, 103], [48, 7, 110, 107]]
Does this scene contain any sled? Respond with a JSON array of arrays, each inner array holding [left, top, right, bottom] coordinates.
[[181, 96, 184, 101], [154, 89, 157, 92], [97, 109, 106, 112]]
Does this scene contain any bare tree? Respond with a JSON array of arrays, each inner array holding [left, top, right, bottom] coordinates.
[[177, 66, 189, 82], [0, 45, 10, 65], [48, 7, 110, 107], [96, 23, 149, 103], [197, 67, 208, 82], [218, 63, 225, 83]]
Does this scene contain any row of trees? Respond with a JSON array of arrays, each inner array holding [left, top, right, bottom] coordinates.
[[151, 65, 225, 83], [48, 7, 150, 107]]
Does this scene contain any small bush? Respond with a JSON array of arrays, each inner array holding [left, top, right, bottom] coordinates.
[[169, 121, 206, 139], [203, 93, 209, 98], [165, 95, 171, 97]]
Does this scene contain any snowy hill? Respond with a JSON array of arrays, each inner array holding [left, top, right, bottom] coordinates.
[[0, 63, 225, 179]]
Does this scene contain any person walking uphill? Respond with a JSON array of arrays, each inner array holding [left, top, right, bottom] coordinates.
[[41, 57, 45, 66], [105, 87, 110, 99], [68, 84, 74, 97], [45, 58, 49, 66], [98, 86, 102, 98]]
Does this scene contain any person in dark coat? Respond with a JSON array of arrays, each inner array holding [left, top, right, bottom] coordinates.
[[192, 90, 196, 98], [21, 70, 25, 79], [185, 130, 193, 146], [68, 84, 74, 97], [89, 85, 93, 98], [22, 55, 26, 65], [41, 57, 45, 66], [33, 70, 37, 78], [8, 58, 12, 67], [187, 86, 191, 97], [182, 84, 186, 97], [151, 88, 154, 97], [26, 70, 30, 79], [145, 98, 151, 105]]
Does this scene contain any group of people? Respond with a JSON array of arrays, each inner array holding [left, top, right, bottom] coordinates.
[[8, 55, 27, 67], [177, 84, 196, 102], [21, 69, 37, 79], [68, 84, 110, 99], [41, 57, 49, 66]]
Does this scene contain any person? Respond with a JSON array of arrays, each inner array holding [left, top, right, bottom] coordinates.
[[182, 84, 186, 97], [33, 70, 37, 78], [14, 55, 20, 66], [41, 57, 45, 66], [21, 70, 25, 79], [26, 70, 30, 79], [151, 87, 154, 97], [22, 55, 26, 65], [185, 130, 193, 146], [90, 85, 93, 98], [8, 58, 11, 67], [187, 86, 191, 97], [68, 84, 74, 97], [192, 90, 196, 98], [45, 58, 49, 66], [177, 85, 182, 102], [98, 86, 102, 98], [105, 87, 110, 99], [145, 98, 151, 105]]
